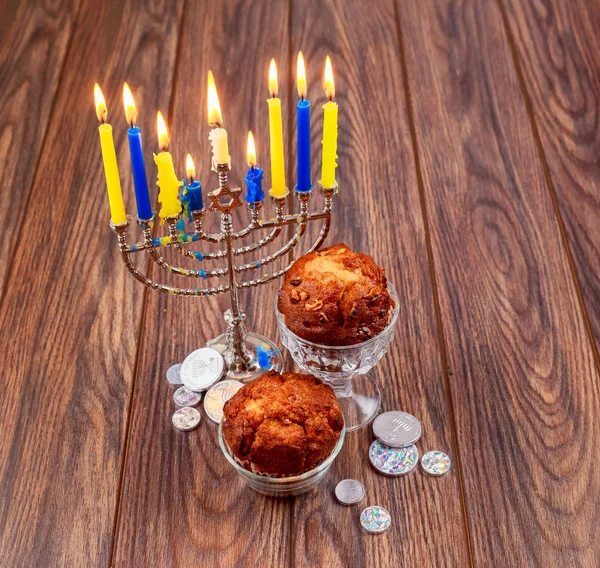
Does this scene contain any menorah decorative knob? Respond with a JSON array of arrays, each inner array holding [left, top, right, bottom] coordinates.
[[111, 157, 336, 382]]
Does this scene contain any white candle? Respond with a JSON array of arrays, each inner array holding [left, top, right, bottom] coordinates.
[[207, 71, 229, 167], [209, 127, 229, 165]]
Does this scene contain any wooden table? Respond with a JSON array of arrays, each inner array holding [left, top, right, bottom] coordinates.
[[1, 0, 599, 565]]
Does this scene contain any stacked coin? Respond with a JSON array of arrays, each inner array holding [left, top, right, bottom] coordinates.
[[360, 506, 391, 534], [335, 479, 365, 506], [172, 406, 201, 432], [372, 411, 421, 448], [203, 380, 244, 423], [166, 363, 183, 386], [181, 348, 225, 392]]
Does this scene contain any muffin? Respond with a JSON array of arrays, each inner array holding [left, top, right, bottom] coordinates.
[[277, 243, 394, 346], [222, 370, 344, 477]]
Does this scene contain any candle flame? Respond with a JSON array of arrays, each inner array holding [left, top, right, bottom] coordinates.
[[156, 111, 169, 150], [247, 131, 256, 168], [297, 52, 307, 99], [324, 56, 335, 100], [207, 70, 223, 126], [122, 82, 137, 126], [269, 59, 278, 97], [186, 153, 195, 180], [94, 83, 107, 122]]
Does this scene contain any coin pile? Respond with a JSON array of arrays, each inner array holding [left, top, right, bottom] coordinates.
[[333, 409, 452, 535], [369, 410, 450, 479], [167, 348, 244, 431]]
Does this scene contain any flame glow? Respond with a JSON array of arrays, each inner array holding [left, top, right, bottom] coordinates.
[[186, 153, 195, 180], [207, 71, 223, 126], [156, 111, 169, 150], [297, 52, 307, 99], [122, 82, 137, 126], [269, 59, 278, 97], [94, 83, 107, 122], [324, 56, 335, 100], [247, 131, 256, 168]]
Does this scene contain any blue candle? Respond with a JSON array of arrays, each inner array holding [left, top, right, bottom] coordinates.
[[245, 167, 264, 203], [127, 126, 152, 219], [296, 99, 311, 192], [295, 52, 312, 192], [187, 180, 203, 212]]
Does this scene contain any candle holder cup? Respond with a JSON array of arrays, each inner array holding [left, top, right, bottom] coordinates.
[[111, 159, 337, 382], [276, 283, 399, 431]]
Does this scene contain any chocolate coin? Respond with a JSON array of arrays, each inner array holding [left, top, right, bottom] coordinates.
[[166, 363, 183, 386], [372, 411, 422, 448], [421, 450, 451, 476], [360, 506, 391, 534], [172, 406, 201, 431], [173, 386, 202, 408], [335, 479, 365, 505], [181, 348, 224, 392], [369, 440, 419, 476], [204, 380, 244, 423]]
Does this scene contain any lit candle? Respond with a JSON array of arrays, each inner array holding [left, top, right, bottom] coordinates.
[[123, 83, 152, 220], [185, 153, 203, 212], [267, 59, 287, 198], [245, 131, 264, 203], [153, 111, 182, 220], [296, 52, 312, 192], [320, 56, 338, 189], [207, 71, 229, 166], [94, 84, 127, 225]]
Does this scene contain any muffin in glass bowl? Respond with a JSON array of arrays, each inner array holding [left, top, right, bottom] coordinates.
[[219, 370, 345, 496], [276, 244, 399, 431]]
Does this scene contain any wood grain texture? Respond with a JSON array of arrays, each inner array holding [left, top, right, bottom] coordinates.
[[501, 0, 600, 359], [289, 1, 471, 566], [399, 0, 600, 564], [0, 0, 81, 293], [0, 0, 183, 565], [112, 1, 293, 565]]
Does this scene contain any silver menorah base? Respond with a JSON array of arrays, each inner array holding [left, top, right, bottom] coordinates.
[[111, 160, 336, 383]]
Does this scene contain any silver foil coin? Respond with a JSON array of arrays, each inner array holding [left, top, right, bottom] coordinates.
[[173, 386, 202, 408], [360, 506, 392, 534], [421, 450, 451, 476], [166, 363, 183, 386], [335, 479, 365, 505], [204, 380, 244, 423], [181, 348, 225, 392], [172, 406, 201, 431], [369, 440, 419, 476], [372, 411, 422, 448]]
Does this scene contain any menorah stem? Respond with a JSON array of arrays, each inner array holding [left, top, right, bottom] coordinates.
[[222, 213, 252, 372]]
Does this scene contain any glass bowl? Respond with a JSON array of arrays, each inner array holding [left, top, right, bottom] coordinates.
[[218, 420, 346, 497], [276, 282, 399, 431]]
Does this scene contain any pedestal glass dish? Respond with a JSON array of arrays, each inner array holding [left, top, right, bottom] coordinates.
[[276, 282, 399, 431], [218, 421, 345, 497]]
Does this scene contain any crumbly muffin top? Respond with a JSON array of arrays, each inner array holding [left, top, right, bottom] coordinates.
[[222, 371, 344, 476], [277, 243, 394, 346]]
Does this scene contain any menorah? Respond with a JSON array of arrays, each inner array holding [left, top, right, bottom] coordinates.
[[111, 158, 336, 382]]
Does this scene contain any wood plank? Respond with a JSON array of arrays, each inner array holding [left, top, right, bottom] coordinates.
[[0, 0, 81, 293], [502, 0, 600, 361], [112, 1, 293, 565], [0, 0, 183, 565], [289, 1, 471, 566], [399, 0, 600, 564]]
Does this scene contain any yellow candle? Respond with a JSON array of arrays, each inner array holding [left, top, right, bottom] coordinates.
[[267, 59, 287, 197], [320, 56, 338, 189], [207, 71, 229, 165], [154, 111, 181, 220], [94, 84, 127, 225]]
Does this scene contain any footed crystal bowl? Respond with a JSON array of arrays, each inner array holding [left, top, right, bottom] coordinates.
[[276, 282, 399, 431]]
